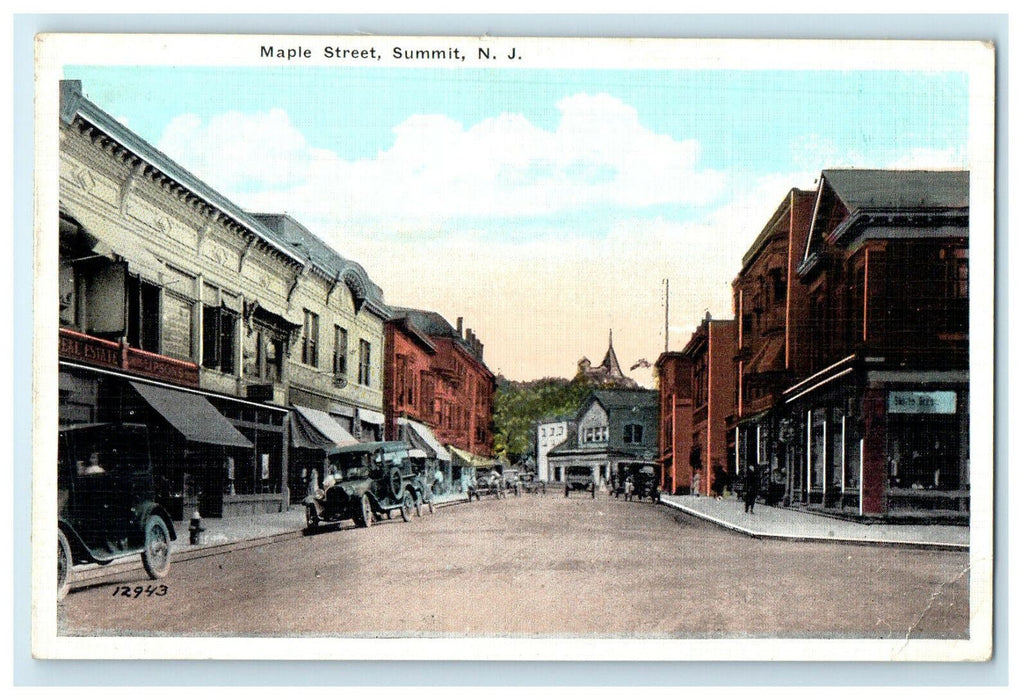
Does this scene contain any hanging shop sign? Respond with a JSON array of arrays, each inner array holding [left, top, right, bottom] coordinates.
[[887, 391, 957, 415]]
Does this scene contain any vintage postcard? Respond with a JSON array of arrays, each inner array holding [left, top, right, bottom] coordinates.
[[31, 34, 995, 662]]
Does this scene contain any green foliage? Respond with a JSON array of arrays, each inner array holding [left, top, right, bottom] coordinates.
[[491, 376, 624, 460]]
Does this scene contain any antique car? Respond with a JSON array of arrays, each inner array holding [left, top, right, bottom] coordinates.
[[615, 466, 660, 503], [564, 466, 596, 498], [57, 422, 177, 601], [519, 472, 547, 495], [467, 467, 503, 500], [304, 441, 430, 532]]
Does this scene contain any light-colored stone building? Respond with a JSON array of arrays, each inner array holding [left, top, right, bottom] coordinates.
[[56, 80, 388, 517]]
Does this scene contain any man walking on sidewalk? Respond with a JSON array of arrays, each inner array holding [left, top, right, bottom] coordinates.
[[743, 465, 760, 514]]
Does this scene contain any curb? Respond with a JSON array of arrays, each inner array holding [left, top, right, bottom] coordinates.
[[658, 497, 969, 552], [68, 496, 472, 592]]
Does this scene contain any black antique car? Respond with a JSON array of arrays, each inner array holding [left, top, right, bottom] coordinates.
[[564, 466, 596, 498], [57, 423, 177, 601], [304, 441, 430, 531]]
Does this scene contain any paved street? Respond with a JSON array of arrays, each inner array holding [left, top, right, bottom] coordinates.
[[58, 493, 969, 638]]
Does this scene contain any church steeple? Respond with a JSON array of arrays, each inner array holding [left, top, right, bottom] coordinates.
[[600, 329, 625, 378]]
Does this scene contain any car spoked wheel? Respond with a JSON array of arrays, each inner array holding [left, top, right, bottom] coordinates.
[[400, 491, 415, 522], [57, 530, 72, 601], [141, 515, 171, 580], [356, 494, 373, 528]]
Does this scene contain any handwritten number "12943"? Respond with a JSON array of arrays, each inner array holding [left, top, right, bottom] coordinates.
[[111, 584, 168, 598]]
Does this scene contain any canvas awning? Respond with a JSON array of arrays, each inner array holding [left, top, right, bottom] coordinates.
[[130, 381, 252, 448], [358, 408, 385, 426], [291, 404, 359, 450], [64, 206, 167, 285], [448, 445, 497, 469], [398, 418, 451, 462]]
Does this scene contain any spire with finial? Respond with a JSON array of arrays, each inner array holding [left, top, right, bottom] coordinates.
[[600, 329, 624, 377]]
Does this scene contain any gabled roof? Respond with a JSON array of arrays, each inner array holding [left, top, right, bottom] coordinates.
[[589, 389, 658, 412], [822, 169, 969, 211], [802, 169, 970, 274]]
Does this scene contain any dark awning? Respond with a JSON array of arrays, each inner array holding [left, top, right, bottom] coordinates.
[[130, 381, 253, 448]]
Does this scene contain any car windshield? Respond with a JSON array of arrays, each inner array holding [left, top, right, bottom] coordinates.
[[331, 452, 372, 479], [60, 424, 150, 477]]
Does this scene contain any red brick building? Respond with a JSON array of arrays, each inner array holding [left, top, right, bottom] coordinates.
[[781, 169, 969, 516], [654, 351, 691, 494], [727, 188, 815, 492], [656, 315, 735, 497], [389, 309, 495, 458], [383, 315, 438, 440]]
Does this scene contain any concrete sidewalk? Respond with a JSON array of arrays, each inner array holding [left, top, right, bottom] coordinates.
[[660, 493, 969, 550], [67, 491, 471, 590]]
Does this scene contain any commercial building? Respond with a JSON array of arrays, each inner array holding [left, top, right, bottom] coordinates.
[[726, 189, 815, 497], [57, 80, 389, 517], [535, 417, 573, 482], [781, 169, 969, 516], [547, 389, 659, 488]]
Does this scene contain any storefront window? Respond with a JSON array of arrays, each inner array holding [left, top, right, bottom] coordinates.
[[809, 409, 825, 489]]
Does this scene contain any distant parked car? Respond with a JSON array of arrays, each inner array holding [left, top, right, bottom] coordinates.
[[304, 441, 430, 532], [468, 467, 504, 500], [58, 422, 177, 601], [519, 473, 547, 495], [564, 466, 596, 498], [502, 470, 522, 497]]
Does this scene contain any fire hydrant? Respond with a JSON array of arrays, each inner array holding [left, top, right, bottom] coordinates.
[[188, 509, 205, 545]]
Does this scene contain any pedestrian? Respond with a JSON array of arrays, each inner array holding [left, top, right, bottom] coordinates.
[[624, 476, 635, 501], [743, 465, 760, 514], [692, 469, 701, 496]]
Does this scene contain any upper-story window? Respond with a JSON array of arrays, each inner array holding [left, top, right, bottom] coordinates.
[[243, 325, 284, 382], [202, 304, 238, 375], [358, 338, 372, 386], [333, 325, 348, 376], [302, 309, 319, 367], [623, 423, 644, 445]]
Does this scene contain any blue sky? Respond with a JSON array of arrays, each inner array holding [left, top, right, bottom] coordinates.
[[63, 64, 970, 382]]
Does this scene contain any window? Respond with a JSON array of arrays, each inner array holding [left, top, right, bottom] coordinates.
[[126, 276, 161, 352], [395, 354, 408, 405], [333, 326, 348, 376], [162, 292, 195, 361], [203, 305, 238, 374], [243, 326, 284, 382], [302, 309, 319, 367], [358, 339, 372, 386], [624, 423, 644, 445]]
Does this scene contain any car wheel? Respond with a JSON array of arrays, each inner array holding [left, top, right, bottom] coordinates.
[[305, 505, 319, 532], [57, 529, 72, 601], [355, 494, 373, 528], [400, 491, 415, 522], [141, 515, 171, 580]]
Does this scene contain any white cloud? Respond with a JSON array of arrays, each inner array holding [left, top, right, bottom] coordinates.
[[158, 109, 336, 192], [157, 94, 725, 226]]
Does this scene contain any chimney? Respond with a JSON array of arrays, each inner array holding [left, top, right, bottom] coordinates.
[[456, 317, 464, 336], [465, 328, 473, 342]]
